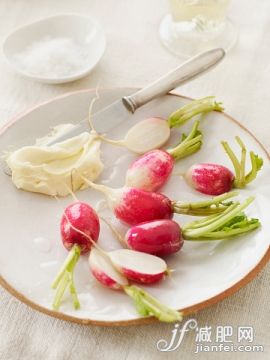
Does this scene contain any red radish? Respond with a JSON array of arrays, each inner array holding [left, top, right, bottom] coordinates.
[[89, 248, 128, 290], [125, 121, 202, 192], [185, 163, 234, 195], [81, 176, 173, 225], [113, 188, 172, 226], [185, 137, 264, 196], [124, 219, 183, 256], [126, 150, 174, 192], [88, 248, 182, 322], [61, 202, 100, 253], [90, 246, 168, 285], [51, 201, 100, 310], [108, 249, 168, 284]]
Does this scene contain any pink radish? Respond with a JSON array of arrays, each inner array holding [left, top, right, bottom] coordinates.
[[81, 176, 173, 225], [125, 150, 174, 192], [125, 121, 202, 192], [89, 248, 128, 290], [61, 202, 100, 253], [51, 201, 100, 310], [88, 248, 182, 322], [124, 219, 183, 256], [108, 249, 168, 284], [185, 163, 234, 195], [185, 136, 264, 196]]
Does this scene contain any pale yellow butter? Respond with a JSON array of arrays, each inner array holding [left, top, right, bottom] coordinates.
[[6, 125, 104, 197]]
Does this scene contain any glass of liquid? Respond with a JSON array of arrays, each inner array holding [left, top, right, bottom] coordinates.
[[159, 0, 237, 58]]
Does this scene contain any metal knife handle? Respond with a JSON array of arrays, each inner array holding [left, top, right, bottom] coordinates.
[[122, 48, 225, 113]]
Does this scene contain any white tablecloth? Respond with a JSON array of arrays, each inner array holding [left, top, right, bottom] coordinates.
[[0, 1, 269, 359]]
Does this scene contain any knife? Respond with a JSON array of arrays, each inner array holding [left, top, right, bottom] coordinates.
[[48, 48, 225, 144], [2, 48, 225, 176]]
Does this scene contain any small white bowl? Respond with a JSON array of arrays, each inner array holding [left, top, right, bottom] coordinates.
[[2, 14, 106, 84]]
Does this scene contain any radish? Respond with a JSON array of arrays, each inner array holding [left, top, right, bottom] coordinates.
[[90, 246, 168, 285], [89, 96, 222, 155], [125, 121, 202, 191], [124, 219, 183, 256], [89, 248, 128, 290], [185, 163, 235, 195], [82, 174, 240, 224], [51, 201, 100, 310], [100, 117, 171, 154], [125, 150, 174, 192], [185, 137, 263, 195], [81, 176, 173, 225], [108, 249, 168, 284], [91, 115, 170, 155], [61, 202, 100, 253], [89, 248, 182, 322]]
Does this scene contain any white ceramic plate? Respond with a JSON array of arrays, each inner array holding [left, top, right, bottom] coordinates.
[[0, 88, 269, 326], [3, 14, 106, 84]]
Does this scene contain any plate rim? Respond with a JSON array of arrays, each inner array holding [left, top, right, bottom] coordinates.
[[1, 87, 269, 327]]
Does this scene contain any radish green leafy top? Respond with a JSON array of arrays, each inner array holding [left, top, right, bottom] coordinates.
[[173, 191, 239, 216], [168, 96, 224, 128], [51, 244, 81, 310], [221, 136, 263, 188], [167, 120, 203, 161], [182, 197, 260, 240], [124, 285, 183, 323]]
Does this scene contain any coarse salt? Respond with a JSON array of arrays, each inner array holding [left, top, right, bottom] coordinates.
[[13, 36, 91, 78]]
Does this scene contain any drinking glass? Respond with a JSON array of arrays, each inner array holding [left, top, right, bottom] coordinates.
[[159, 0, 237, 58]]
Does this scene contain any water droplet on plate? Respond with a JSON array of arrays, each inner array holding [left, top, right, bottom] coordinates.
[[33, 236, 51, 253]]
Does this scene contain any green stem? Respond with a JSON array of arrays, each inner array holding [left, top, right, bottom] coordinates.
[[245, 152, 263, 184], [69, 273, 80, 310], [124, 285, 183, 323], [236, 136, 246, 187], [51, 245, 80, 289], [183, 203, 239, 230], [185, 222, 260, 240], [183, 197, 255, 239], [167, 121, 203, 161], [51, 244, 81, 310], [53, 272, 70, 311], [168, 96, 224, 128], [221, 137, 263, 188], [221, 140, 241, 185], [173, 191, 238, 216]]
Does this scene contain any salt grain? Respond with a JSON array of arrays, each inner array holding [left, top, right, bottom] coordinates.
[[14, 36, 91, 78]]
